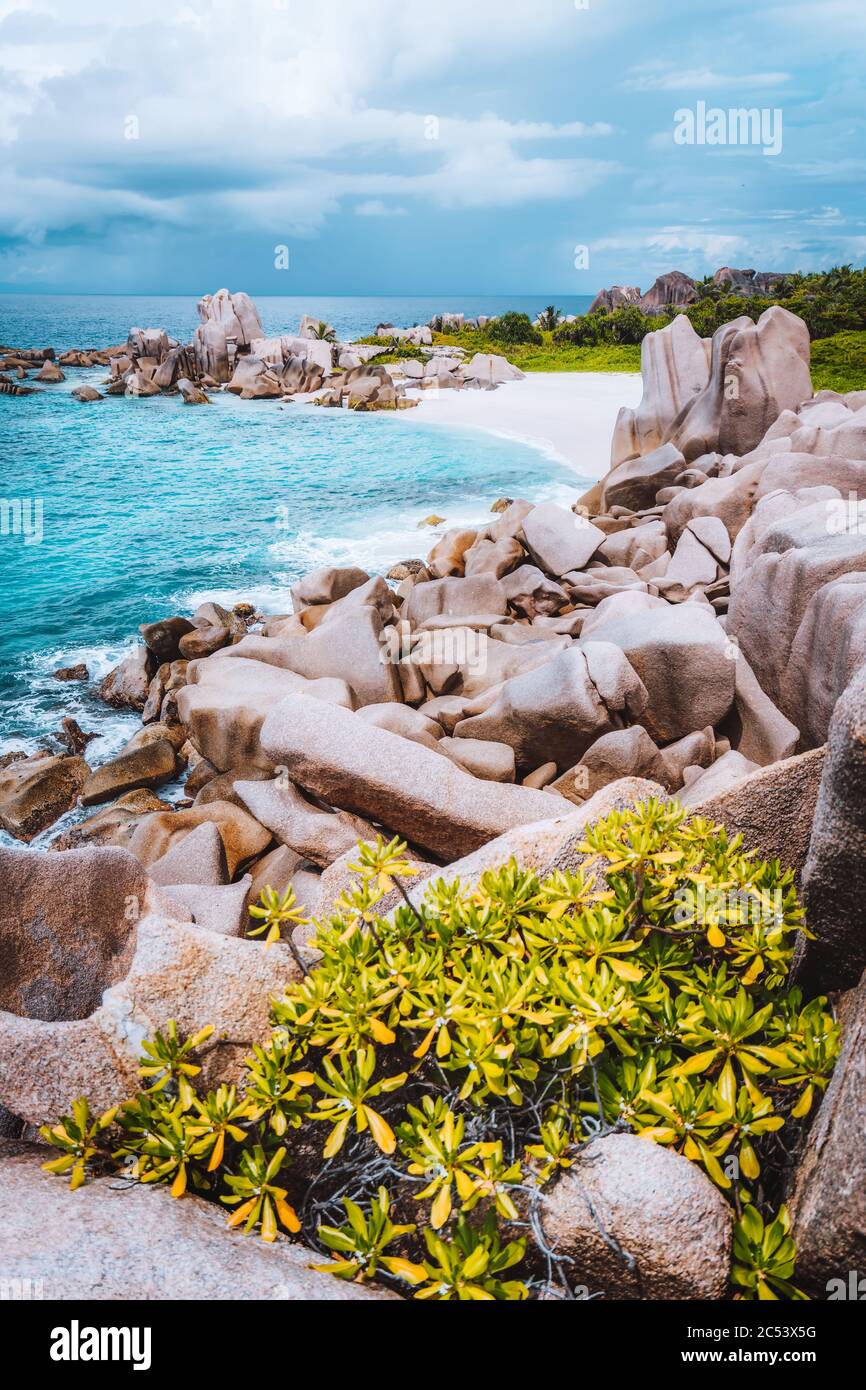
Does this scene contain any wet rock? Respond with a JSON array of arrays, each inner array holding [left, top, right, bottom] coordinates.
[[0, 752, 89, 841], [80, 739, 177, 807], [98, 647, 154, 712], [140, 617, 195, 664], [53, 663, 89, 682]]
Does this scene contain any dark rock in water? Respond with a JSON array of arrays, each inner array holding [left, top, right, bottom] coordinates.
[[53, 663, 89, 682], [71, 385, 102, 402], [386, 558, 426, 581], [58, 717, 96, 757], [140, 616, 195, 664]]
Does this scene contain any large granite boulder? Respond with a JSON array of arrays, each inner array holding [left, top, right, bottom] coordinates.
[[0, 1141, 391, 1301], [213, 608, 402, 706], [787, 968, 866, 1298], [689, 748, 825, 886], [454, 643, 647, 770], [235, 777, 375, 868], [727, 499, 866, 746], [0, 901, 299, 1125], [0, 846, 147, 1021], [177, 656, 355, 771], [0, 753, 89, 841], [538, 1133, 731, 1299], [580, 593, 734, 742], [610, 313, 710, 466], [796, 667, 866, 993], [260, 694, 564, 862], [667, 307, 812, 462]]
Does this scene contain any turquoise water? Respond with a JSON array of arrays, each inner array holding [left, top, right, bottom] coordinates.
[[0, 295, 587, 791]]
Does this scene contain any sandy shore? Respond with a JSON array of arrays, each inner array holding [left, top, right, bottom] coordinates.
[[399, 370, 642, 479]]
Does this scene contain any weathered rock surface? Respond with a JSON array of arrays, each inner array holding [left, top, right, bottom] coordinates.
[[0, 1141, 390, 1300], [80, 739, 176, 807], [690, 747, 825, 885], [539, 1133, 732, 1300], [0, 846, 146, 1021], [127, 800, 271, 878], [177, 657, 355, 771], [235, 777, 375, 868], [0, 753, 89, 841], [521, 502, 604, 577], [580, 595, 734, 742], [797, 667, 866, 992], [0, 908, 299, 1125], [788, 967, 866, 1298], [455, 643, 647, 770], [260, 694, 565, 861]]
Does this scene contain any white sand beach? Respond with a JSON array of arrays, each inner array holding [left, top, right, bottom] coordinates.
[[400, 371, 642, 479]]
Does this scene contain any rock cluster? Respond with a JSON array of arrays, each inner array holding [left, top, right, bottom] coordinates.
[[3, 293, 866, 1300], [589, 264, 791, 316]]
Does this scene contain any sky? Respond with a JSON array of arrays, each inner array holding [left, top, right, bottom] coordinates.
[[0, 0, 864, 296]]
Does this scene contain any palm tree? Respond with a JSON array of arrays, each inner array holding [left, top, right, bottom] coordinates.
[[536, 305, 562, 332], [309, 320, 336, 342]]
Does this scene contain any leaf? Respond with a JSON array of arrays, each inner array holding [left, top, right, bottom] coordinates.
[[431, 1184, 452, 1230], [363, 1106, 397, 1155], [381, 1257, 428, 1286]]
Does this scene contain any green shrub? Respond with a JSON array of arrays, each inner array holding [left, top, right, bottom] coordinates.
[[484, 311, 542, 347], [43, 801, 841, 1300]]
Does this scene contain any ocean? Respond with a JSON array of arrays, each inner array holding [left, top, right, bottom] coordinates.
[[0, 293, 592, 842]]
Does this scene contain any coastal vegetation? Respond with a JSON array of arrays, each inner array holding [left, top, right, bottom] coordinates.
[[41, 802, 839, 1301], [365, 267, 866, 387]]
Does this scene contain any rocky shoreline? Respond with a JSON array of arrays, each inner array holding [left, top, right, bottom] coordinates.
[[1, 292, 865, 1300], [0, 287, 523, 410]]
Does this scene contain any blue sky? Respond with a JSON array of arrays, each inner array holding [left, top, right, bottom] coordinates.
[[0, 0, 864, 295]]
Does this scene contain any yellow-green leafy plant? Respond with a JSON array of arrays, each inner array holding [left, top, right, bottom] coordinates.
[[40, 1099, 118, 1191], [43, 803, 842, 1299], [731, 1204, 806, 1300], [221, 1144, 300, 1242], [314, 1187, 420, 1283], [412, 1215, 528, 1301]]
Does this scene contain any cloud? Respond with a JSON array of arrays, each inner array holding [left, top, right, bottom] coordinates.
[[355, 199, 407, 217], [621, 64, 791, 92]]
